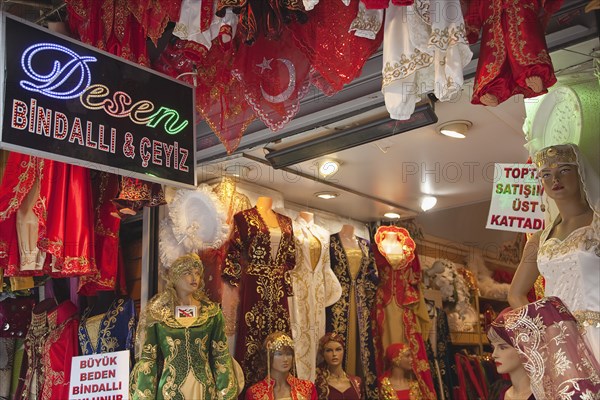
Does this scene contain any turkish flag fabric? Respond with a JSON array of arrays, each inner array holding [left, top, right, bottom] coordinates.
[[232, 29, 311, 131]]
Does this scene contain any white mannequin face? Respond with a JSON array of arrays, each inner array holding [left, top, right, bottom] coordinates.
[[173, 268, 201, 297], [271, 348, 293, 374], [491, 337, 522, 375], [322, 341, 344, 368], [539, 164, 582, 202]]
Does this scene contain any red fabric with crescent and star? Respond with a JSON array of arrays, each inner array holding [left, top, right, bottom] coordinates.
[[232, 29, 311, 131]]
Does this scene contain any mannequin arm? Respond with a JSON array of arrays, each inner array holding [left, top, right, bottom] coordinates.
[[508, 232, 541, 308]]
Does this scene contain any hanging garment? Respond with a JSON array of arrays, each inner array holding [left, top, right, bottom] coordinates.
[[372, 243, 435, 399], [0, 153, 97, 278], [382, 0, 472, 119], [289, 217, 341, 381], [232, 28, 312, 132], [362, 0, 414, 8], [79, 173, 121, 295], [290, 0, 383, 96], [174, 0, 238, 51], [78, 297, 135, 355], [325, 233, 379, 400], [14, 298, 79, 400], [130, 298, 237, 399], [216, 0, 307, 44], [463, 0, 563, 106], [222, 206, 296, 389]]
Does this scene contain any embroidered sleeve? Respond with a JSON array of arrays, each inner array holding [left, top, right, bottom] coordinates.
[[222, 214, 244, 286], [130, 324, 159, 400], [210, 310, 238, 400], [462, 0, 483, 44]]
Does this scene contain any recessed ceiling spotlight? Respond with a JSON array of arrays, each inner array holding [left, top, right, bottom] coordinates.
[[438, 120, 472, 139], [421, 196, 437, 211], [319, 160, 341, 177], [384, 212, 401, 219], [315, 191, 339, 200]]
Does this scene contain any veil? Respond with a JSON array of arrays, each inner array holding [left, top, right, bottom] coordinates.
[[532, 143, 600, 226], [493, 297, 600, 399]]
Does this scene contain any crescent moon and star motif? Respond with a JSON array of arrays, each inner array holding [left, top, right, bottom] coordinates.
[[256, 57, 297, 104]]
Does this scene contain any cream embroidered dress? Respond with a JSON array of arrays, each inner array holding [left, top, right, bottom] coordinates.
[[537, 212, 600, 363], [289, 217, 342, 381], [382, 0, 472, 120]]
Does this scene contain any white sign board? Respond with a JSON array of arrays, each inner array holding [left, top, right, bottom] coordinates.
[[69, 350, 130, 400], [486, 163, 545, 233]]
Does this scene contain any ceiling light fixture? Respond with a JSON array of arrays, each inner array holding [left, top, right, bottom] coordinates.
[[421, 196, 437, 211], [319, 160, 341, 177], [315, 191, 339, 200], [265, 102, 438, 169], [438, 120, 472, 139], [384, 212, 401, 219]]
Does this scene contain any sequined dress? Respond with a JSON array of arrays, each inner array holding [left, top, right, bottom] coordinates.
[[537, 212, 600, 363]]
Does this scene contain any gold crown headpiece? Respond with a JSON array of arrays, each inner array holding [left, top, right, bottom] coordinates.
[[534, 145, 577, 169], [265, 332, 294, 352], [168, 253, 203, 279]]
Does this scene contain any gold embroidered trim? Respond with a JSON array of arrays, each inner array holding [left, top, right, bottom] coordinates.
[[573, 310, 600, 328]]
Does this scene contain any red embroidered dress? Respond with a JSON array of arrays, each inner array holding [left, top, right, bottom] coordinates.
[[245, 375, 317, 400], [463, 0, 563, 105], [222, 207, 296, 389], [14, 298, 79, 400], [372, 226, 436, 400]]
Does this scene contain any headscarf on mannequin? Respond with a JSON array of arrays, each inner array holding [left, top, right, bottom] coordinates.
[[385, 343, 412, 372], [533, 143, 600, 225], [487, 297, 600, 398], [134, 253, 206, 358]]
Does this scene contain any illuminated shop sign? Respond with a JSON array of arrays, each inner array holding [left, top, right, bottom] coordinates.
[[0, 13, 196, 187]]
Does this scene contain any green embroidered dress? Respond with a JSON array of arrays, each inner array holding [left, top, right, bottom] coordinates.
[[130, 299, 237, 400]]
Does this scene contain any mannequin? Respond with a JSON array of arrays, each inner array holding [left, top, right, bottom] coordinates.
[[222, 198, 296, 390], [486, 298, 600, 398], [337, 224, 359, 250], [289, 212, 342, 381], [508, 144, 600, 363], [372, 226, 435, 399], [298, 211, 314, 224], [326, 227, 379, 398], [314, 332, 362, 400], [487, 309, 534, 400], [256, 196, 279, 227], [245, 332, 317, 400], [378, 343, 421, 400], [131, 253, 237, 400]]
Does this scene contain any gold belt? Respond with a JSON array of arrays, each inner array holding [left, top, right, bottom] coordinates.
[[573, 310, 600, 328]]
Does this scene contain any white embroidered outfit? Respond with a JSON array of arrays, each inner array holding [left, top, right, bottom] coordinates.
[[289, 217, 342, 381], [382, 0, 472, 120]]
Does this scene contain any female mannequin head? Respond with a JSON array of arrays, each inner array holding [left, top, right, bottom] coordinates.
[[318, 332, 345, 370], [264, 331, 295, 378], [165, 253, 205, 304], [487, 308, 528, 377], [386, 343, 413, 376], [533, 143, 599, 219]]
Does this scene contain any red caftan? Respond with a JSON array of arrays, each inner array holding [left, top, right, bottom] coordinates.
[[245, 375, 317, 400], [222, 206, 296, 389], [372, 227, 435, 400], [14, 298, 79, 400], [463, 0, 564, 105]]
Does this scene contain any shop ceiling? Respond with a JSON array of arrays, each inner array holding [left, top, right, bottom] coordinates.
[[5, 1, 599, 222]]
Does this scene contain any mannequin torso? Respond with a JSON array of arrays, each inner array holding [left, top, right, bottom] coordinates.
[[256, 196, 279, 228]]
